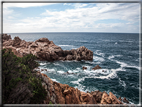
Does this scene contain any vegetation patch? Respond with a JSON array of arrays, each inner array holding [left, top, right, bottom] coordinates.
[[2, 48, 47, 104]]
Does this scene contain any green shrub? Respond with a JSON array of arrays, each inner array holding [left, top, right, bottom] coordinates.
[[2, 48, 46, 104]]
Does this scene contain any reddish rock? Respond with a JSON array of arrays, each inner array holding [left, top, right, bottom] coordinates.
[[92, 65, 102, 70], [65, 94, 72, 104], [35, 38, 50, 43], [123, 97, 129, 103], [3, 40, 13, 46], [63, 89, 71, 95], [109, 92, 122, 104], [118, 97, 122, 101], [101, 92, 110, 104], [3, 35, 93, 61], [12, 36, 22, 47], [66, 55, 73, 60], [2, 34, 11, 42], [82, 66, 87, 70], [91, 90, 104, 103]]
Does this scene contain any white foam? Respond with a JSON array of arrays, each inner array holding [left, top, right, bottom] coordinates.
[[91, 69, 110, 75], [94, 70, 117, 80], [72, 70, 80, 73], [57, 70, 65, 74], [58, 45, 74, 47], [40, 63, 47, 66], [71, 77, 85, 85], [108, 55, 139, 71], [103, 40, 110, 42], [76, 67, 81, 70], [68, 70, 73, 73], [82, 65, 92, 70], [53, 63, 60, 66], [108, 55, 122, 60], [94, 50, 105, 57], [41, 71, 47, 73], [51, 78, 59, 83], [115, 60, 140, 70], [46, 68, 56, 72], [115, 42, 117, 44], [85, 61, 97, 64], [119, 78, 126, 88], [93, 56, 105, 62]]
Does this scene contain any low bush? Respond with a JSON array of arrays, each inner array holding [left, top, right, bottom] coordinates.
[[2, 48, 46, 104]]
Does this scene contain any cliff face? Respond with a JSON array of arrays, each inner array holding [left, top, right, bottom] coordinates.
[[2, 34, 93, 61]]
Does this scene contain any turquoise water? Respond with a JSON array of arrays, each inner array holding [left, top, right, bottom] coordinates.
[[9, 32, 140, 104]]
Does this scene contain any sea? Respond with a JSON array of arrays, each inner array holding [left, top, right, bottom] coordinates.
[[9, 32, 140, 104]]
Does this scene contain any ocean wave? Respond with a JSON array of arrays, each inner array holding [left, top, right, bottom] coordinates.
[[39, 63, 47, 66], [94, 50, 105, 57], [53, 63, 60, 66], [58, 45, 74, 47], [102, 40, 110, 42], [108, 55, 122, 60], [84, 61, 97, 64], [51, 78, 60, 83], [57, 70, 65, 74], [46, 68, 56, 72], [115, 60, 140, 70], [93, 56, 105, 62], [94, 70, 117, 80], [74, 40, 88, 43], [70, 77, 86, 85], [82, 65, 92, 70], [119, 40, 133, 43], [90, 69, 110, 75], [119, 78, 126, 88], [108, 55, 139, 71]]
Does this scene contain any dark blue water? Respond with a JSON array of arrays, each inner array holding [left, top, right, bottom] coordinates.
[[9, 32, 140, 104]]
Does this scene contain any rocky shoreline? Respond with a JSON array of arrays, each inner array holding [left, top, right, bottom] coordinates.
[[2, 34, 93, 61], [2, 34, 131, 105]]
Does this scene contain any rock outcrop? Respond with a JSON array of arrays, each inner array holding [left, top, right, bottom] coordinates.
[[2, 34, 12, 42], [38, 72, 129, 105], [82, 66, 87, 70], [2, 34, 93, 61], [92, 65, 102, 70]]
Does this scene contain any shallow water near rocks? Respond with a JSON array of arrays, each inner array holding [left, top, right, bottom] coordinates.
[[9, 32, 140, 104]]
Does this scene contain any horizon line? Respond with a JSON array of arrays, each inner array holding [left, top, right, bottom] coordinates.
[[4, 32, 139, 34]]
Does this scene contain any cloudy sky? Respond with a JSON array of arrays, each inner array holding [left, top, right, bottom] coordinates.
[[3, 2, 140, 33]]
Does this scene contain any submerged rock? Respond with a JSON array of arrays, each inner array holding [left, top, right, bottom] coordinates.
[[123, 97, 129, 103], [82, 66, 87, 70]]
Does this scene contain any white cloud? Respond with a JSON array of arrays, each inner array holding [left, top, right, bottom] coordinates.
[[3, 3, 140, 33], [3, 8, 13, 16], [3, 3, 55, 8]]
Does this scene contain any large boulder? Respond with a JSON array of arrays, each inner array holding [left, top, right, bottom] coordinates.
[[2, 34, 12, 42], [92, 65, 102, 70], [3, 40, 13, 46], [66, 55, 73, 60], [35, 38, 50, 43], [90, 90, 104, 103], [12, 37, 22, 48]]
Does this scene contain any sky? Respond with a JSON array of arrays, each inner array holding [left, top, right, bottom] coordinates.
[[3, 2, 140, 33]]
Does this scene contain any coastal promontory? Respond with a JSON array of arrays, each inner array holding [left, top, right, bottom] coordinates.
[[2, 34, 93, 61]]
